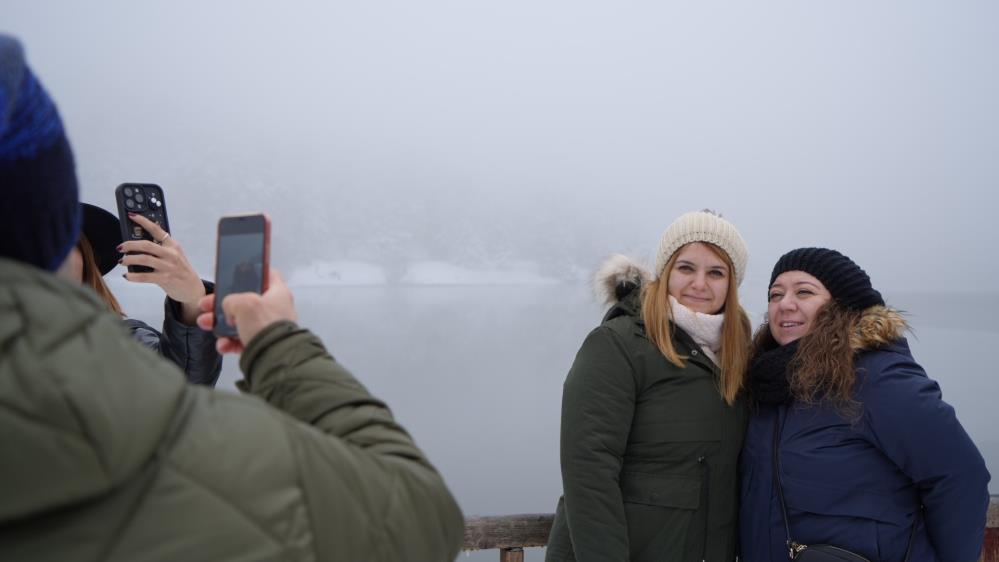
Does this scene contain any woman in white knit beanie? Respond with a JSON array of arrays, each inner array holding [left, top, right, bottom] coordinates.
[[546, 209, 752, 562]]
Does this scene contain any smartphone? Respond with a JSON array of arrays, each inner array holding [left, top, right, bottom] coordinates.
[[213, 213, 271, 338], [115, 183, 170, 273]]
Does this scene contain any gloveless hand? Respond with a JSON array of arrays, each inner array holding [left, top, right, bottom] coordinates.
[[196, 269, 297, 355], [119, 213, 206, 323]]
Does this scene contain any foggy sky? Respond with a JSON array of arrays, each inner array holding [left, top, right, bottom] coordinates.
[[6, 0, 998, 299]]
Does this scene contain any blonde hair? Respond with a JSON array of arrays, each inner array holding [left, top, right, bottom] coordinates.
[[78, 234, 125, 317], [641, 243, 751, 405]]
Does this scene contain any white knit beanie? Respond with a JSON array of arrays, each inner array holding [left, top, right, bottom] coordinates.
[[654, 210, 748, 286]]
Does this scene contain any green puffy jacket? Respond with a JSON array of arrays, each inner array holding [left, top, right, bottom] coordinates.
[[546, 269, 747, 562], [0, 258, 464, 562]]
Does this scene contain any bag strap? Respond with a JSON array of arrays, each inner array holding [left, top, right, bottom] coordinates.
[[902, 505, 920, 561], [770, 412, 798, 559], [770, 407, 921, 562]]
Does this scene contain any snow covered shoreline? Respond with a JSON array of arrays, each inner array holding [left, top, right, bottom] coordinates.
[[286, 260, 568, 287]]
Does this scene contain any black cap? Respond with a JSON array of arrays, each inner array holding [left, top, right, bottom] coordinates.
[[769, 247, 884, 311], [81, 203, 122, 276]]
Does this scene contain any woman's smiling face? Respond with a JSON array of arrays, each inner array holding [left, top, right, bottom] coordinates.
[[767, 270, 832, 345], [666, 242, 730, 315]]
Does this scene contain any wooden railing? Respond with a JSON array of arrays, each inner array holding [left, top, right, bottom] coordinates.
[[463, 497, 999, 561], [464, 513, 553, 562]]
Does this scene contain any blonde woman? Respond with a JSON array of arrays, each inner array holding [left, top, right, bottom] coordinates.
[[547, 210, 752, 562]]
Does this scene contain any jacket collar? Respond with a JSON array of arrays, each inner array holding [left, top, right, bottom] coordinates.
[[593, 255, 719, 375], [850, 305, 908, 351]]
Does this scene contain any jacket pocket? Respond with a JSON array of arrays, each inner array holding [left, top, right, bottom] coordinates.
[[628, 419, 723, 469], [620, 472, 700, 561], [783, 475, 916, 527], [629, 418, 722, 444], [782, 476, 905, 561]]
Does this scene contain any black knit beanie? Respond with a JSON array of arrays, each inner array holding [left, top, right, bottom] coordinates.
[[769, 247, 884, 311], [0, 35, 80, 272]]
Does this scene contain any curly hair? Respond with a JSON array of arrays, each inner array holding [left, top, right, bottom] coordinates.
[[753, 300, 862, 416]]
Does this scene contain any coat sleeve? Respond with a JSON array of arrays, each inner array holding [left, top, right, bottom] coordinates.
[[860, 351, 991, 562], [157, 280, 222, 387], [560, 326, 637, 562], [122, 317, 163, 353], [237, 321, 464, 562]]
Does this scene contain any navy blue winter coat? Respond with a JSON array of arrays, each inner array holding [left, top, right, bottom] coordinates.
[[739, 307, 990, 562]]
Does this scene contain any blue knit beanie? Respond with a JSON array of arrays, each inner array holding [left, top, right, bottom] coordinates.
[[0, 35, 80, 271]]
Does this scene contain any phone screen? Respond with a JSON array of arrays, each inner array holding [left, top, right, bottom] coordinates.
[[214, 215, 268, 337]]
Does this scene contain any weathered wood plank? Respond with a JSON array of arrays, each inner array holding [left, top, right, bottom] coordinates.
[[463, 514, 554, 550]]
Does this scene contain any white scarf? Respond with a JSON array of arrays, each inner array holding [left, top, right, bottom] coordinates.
[[668, 295, 725, 365]]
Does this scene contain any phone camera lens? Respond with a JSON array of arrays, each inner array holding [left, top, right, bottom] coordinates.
[[123, 187, 133, 197], [135, 193, 145, 203], [125, 199, 135, 209]]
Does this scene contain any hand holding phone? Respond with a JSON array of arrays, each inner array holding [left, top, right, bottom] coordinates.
[[212, 214, 271, 338], [118, 212, 206, 323], [115, 183, 169, 273], [197, 269, 297, 354]]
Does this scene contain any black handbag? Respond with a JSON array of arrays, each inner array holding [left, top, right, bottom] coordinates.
[[771, 416, 919, 561]]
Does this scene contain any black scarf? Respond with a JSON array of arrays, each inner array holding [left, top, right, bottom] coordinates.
[[746, 340, 799, 405]]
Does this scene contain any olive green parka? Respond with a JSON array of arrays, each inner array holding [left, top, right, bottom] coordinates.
[[546, 258, 748, 562], [0, 258, 464, 562]]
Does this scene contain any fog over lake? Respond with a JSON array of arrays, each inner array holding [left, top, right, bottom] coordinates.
[[7, 2, 997, 560]]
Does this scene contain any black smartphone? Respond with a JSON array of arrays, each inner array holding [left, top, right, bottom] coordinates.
[[114, 182, 169, 273], [213, 213, 271, 338]]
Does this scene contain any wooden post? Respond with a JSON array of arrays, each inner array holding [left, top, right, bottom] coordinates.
[[982, 501, 999, 562], [500, 546, 524, 562]]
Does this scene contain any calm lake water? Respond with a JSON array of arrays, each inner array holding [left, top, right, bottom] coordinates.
[[115, 283, 998, 562]]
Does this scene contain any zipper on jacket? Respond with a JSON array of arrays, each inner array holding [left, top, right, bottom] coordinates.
[[698, 455, 710, 562]]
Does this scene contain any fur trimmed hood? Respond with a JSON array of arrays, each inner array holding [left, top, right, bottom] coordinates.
[[851, 305, 908, 352], [593, 254, 652, 307]]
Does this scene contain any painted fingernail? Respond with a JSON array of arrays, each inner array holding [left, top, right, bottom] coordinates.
[[116, 244, 123, 252], [118, 259, 123, 264]]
